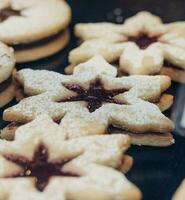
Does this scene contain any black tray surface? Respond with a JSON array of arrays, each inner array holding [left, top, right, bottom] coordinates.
[[1, 1, 185, 200]]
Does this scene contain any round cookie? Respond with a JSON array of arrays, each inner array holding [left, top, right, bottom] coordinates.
[[0, 41, 15, 108], [15, 30, 70, 63], [0, 0, 71, 62]]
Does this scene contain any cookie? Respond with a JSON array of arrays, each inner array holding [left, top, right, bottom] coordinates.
[[0, 115, 141, 200], [2, 56, 174, 146], [172, 180, 185, 200], [0, 41, 15, 108], [68, 11, 185, 83], [166, 22, 185, 36], [0, 0, 71, 62]]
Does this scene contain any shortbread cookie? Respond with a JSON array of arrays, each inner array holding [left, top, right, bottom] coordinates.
[[2, 56, 174, 146], [0, 0, 71, 62], [172, 180, 185, 200], [0, 115, 141, 200], [0, 41, 15, 108], [68, 11, 185, 83]]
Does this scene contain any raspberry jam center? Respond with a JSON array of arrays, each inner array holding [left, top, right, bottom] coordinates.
[[0, 6, 21, 22], [163, 60, 182, 70], [3, 144, 79, 191], [128, 34, 158, 49], [59, 79, 128, 112]]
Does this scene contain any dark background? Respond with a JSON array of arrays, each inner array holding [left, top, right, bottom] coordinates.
[[2, 0, 185, 199]]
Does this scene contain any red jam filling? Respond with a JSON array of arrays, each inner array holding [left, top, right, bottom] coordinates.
[[3, 144, 79, 192], [128, 34, 158, 49], [107, 125, 124, 134], [107, 124, 161, 135], [59, 79, 128, 112], [0, 6, 21, 22], [13, 30, 65, 51], [7, 122, 25, 130], [163, 60, 183, 70]]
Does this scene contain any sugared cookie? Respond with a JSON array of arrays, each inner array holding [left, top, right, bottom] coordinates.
[[172, 180, 185, 200], [0, 41, 15, 108], [0, 0, 71, 63], [68, 11, 185, 83], [0, 115, 141, 200], [2, 56, 174, 146]]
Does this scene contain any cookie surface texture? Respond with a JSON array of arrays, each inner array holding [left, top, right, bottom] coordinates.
[[3, 56, 174, 146], [0, 115, 141, 200], [0, 41, 15, 108], [69, 11, 185, 82]]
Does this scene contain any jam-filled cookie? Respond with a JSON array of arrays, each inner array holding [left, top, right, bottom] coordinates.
[[0, 115, 141, 200], [68, 11, 185, 83], [172, 180, 185, 200], [0, 0, 71, 63], [0, 41, 15, 108], [2, 56, 174, 146]]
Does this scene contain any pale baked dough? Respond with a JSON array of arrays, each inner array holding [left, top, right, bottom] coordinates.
[[0, 0, 71, 44], [0, 115, 142, 200], [68, 11, 185, 82], [3, 56, 174, 146], [0, 41, 15, 107], [0, 41, 15, 83]]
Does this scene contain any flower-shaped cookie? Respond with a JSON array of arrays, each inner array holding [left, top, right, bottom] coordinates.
[[3, 56, 174, 146], [68, 11, 185, 83], [0, 115, 141, 200]]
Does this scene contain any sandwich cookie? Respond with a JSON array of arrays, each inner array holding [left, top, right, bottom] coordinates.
[[0, 0, 71, 63], [0, 115, 141, 200], [68, 11, 185, 83], [2, 56, 174, 147], [0, 41, 15, 108]]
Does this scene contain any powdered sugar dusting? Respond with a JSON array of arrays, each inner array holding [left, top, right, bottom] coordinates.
[[0, 115, 139, 199], [4, 56, 173, 136]]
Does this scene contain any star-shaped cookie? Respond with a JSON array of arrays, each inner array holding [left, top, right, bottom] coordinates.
[[68, 11, 185, 83], [2, 56, 174, 146], [0, 115, 141, 200]]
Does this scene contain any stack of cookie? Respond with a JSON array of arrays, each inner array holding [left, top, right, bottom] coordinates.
[[0, 0, 72, 108], [0, 41, 15, 108], [67, 11, 185, 83], [0, 7, 185, 199], [0, 115, 142, 199], [2, 56, 174, 148], [0, 0, 71, 63]]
